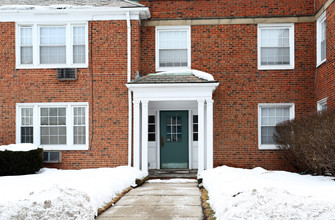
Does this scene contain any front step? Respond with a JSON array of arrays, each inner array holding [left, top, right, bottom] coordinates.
[[149, 169, 198, 179]]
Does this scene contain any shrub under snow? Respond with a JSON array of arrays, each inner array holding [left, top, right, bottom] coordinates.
[[200, 166, 335, 220]]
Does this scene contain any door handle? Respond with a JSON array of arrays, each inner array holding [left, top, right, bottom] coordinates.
[[161, 136, 164, 148]]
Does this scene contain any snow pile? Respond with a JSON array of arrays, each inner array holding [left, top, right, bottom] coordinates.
[[0, 166, 146, 220], [200, 166, 335, 220], [0, 143, 38, 152], [157, 69, 215, 81]]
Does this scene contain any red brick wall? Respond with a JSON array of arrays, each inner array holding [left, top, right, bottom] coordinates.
[[0, 20, 141, 169], [315, 2, 335, 109], [139, 0, 314, 19], [315, 0, 328, 12], [140, 22, 316, 170]]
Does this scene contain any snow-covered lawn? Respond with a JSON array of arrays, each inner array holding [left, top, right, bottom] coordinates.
[[200, 166, 335, 220], [0, 166, 146, 220]]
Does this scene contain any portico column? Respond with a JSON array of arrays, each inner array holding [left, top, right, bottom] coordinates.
[[141, 100, 149, 174], [133, 100, 141, 170], [198, 99, 205, 172], [206, 99, 214, 169]]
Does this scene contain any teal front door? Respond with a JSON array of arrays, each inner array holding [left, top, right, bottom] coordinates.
[[160, 111, 188, 169]]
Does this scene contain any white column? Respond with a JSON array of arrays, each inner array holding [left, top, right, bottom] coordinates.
[[206, 99, 214, 169], [141, 100, 149, 174], [133, 100, 141, 170], [198, 99, 205, 172]]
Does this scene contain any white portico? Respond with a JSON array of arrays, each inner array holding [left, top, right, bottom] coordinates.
[[126, 70, 219, 174]]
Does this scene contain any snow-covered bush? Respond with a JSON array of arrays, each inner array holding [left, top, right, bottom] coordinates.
[[274, 110, 335, 175], [0, 144, 43, 176]]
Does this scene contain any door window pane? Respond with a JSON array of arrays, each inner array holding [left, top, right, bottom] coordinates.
[[166, 116, 182, 142]]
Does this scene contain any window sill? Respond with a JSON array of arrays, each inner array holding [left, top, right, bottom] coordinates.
[[258, 65, 294, 70], [316, 59, 326, 68], [16, 64, 88, 69], [41, 145, 89, 151], [259, 144, 279, 150]]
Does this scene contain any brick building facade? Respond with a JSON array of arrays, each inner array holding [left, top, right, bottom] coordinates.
[[0, 0, 333, 173]]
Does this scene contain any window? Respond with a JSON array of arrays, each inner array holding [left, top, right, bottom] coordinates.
[[317, 12, 326, 66], [156, 26, 191, 71], [16, 23, 88, 68], [20, 108, 34, 143], [166, 116, 182, 142], [258, 103, 295, 149], [258, 24, 295, 70], [193, 115, 198, 141], [317, 97, 328, 112], [148, 115, 156, 141], [43, 151, 61, 163], [16, 103, 88, 150]]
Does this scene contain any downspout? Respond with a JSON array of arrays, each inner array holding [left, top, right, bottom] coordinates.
[[126, 11, 132, 167]]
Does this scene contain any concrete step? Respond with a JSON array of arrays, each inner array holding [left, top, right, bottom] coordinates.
[[149, 169, 197, 179]]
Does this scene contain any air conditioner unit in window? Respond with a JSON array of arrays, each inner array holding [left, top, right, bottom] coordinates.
[[57, 68, 77, 81], [43, 151, 61, 163]]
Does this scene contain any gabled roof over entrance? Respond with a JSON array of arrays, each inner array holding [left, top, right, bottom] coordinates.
[[128, 69, 219, 84], [127, 69, 219, 101]]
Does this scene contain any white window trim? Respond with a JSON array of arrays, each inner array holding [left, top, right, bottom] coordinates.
[[257, 23, 295, 70], [16, 102, 89, 150], [316, 11, 326, 67], [155, 25, 191, 72], [16, 22, 89, 69], [258, 103, 295, 150], [317, 97, 328, 111]]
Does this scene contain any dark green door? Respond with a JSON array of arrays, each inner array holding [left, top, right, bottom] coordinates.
[[160, 111, 188, 169]]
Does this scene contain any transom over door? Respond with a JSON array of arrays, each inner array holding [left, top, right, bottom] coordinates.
[[160, 111, 188, 169]]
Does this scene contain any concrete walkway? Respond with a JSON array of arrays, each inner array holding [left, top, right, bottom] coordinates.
[[97, 181, 203, 220]]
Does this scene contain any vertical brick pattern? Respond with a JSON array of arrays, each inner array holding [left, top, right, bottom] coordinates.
[[140, 23, 316, 171], [139, 0, 314, 19], [315, 2, 335, 109], [0, 20, 141, 169]]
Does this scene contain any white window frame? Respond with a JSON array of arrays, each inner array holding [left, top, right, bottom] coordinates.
[[317, 97, 328, 111], [316, 11, 326, 67], [258, 103, 295, 150], [16, 22, 89, 69], [155, 25, 191, 71], [16, 102, 89, 150], [258, 23, 295, 70]]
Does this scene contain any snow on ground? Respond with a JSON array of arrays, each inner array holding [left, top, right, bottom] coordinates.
[[0, 143, 38, 152], [200, 166, 335, 220], [0, 166, 146, 220], [148, 179, 196, 183]]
